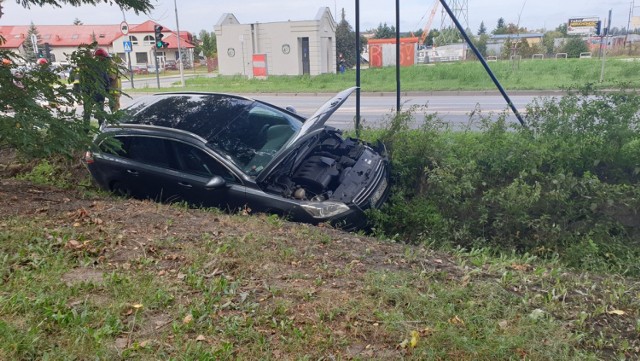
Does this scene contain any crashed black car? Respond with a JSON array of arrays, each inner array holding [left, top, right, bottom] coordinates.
[[83, 87, 390, 230]]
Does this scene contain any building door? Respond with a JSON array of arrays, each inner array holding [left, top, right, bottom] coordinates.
[[301, 37, 310, 75]]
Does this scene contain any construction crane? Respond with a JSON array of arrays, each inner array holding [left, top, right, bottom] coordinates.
[[419, 1, 440, 45]]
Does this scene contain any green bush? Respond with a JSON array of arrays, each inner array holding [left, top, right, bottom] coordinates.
[[368, 88, 640, 275]]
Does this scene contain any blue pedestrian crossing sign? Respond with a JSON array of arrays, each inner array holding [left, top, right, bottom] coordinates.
[[123, 41, 132, 53]]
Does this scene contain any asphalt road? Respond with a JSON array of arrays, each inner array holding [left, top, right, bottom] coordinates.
[[122, 88, 561, 130]]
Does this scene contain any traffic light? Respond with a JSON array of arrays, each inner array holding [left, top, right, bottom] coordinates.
[[44, 43, 51, 61], [154, 25, 165, 49]]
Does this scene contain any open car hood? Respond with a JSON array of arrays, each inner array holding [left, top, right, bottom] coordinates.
[[286, 86, 357, 146], [255, 87, 357, 183]]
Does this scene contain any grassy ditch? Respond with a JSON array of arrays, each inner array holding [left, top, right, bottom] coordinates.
[[363, 87, 640, 276], [1, 177, 639, 360], [148, 58, 640, 93]]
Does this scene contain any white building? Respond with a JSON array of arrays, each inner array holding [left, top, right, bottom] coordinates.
[[215, 7, 336, 77]]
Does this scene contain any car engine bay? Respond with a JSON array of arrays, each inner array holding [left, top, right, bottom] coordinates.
[[261, 130, 386, 204]]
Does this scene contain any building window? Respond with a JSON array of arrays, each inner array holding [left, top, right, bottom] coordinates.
[[136, 52, 148, 64], [143, 35, 155, 46], [130, 36, 138, 45], [72, 34, 79, 39]]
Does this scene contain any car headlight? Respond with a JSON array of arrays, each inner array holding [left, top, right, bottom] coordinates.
[[301, 201, 350, 218]]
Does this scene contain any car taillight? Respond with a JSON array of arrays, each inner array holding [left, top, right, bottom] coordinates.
[[84, 150, 94, 164]]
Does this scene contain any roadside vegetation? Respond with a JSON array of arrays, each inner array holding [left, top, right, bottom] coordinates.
[[2, 84, 639, 359], [143, 57, 640, 93], [364, 86, 640, 276]]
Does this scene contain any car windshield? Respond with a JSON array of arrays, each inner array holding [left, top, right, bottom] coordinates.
[[122, 94, 302, 175], [210, 102, 302, 175]]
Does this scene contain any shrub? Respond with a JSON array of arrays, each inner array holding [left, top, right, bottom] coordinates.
[[368, 87, 640, 275]]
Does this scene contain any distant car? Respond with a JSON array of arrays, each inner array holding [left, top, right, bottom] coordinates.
[[147, 64, 162, 73], [132, 66, 148, 75], [165, 60, 177, 70], [83, 88, 391, 230]]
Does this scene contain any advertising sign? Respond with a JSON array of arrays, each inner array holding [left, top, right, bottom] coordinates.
[[567, 17, 600, 35]]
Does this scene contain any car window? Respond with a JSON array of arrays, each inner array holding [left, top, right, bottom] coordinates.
[[171, 141, 237, 182], [122, 94, 302, 174], [123, 136, 172, 168]]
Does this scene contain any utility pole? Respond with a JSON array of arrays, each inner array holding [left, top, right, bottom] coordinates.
[[173, 0, 185, 87], [600, 9, 612, 83]]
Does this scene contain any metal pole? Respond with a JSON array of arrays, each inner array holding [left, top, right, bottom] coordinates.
[[153, 47, 160, 88], [395, 0, 401, 112], [173, 0, 185, 87], [121, 10, 134, 88], [127, 49, 134, 89], [355, 0, 361, 137], [600, 9, 612, 83], [439, 0, 526, 127]]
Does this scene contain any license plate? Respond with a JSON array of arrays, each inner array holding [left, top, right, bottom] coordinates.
[[370, 177, 388, 206]]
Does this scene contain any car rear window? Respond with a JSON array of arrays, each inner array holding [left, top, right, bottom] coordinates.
[[123, 94, 253, 140]]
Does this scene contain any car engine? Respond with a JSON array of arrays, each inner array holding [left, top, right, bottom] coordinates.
[[262, 130, 383, 204]]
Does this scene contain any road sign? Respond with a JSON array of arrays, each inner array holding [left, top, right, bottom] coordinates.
[[120, 21, 129, 35], [31, 34, 38, 54], [123, 41, 132, 53]]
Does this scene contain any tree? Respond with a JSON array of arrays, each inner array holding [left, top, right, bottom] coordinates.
[[73, 18, 83, 25], [0, 0, 153, 159], [2, 0, 152, 17], [478, 21, 487, 36], [198, 30, 217, 59], [425, 28, 440, 46], [543, 30, 564, 55], [22, 23, 41, 63], [561, 37, 589, 58], [335, 8, 366, 70], [493, 18, 507, 34], [373, 23, 396, 39], [555, 23, 568, 36]]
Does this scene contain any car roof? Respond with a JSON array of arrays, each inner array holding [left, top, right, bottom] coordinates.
[[120, 92, 256, 142]]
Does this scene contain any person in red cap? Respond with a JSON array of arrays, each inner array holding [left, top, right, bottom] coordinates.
[[94, 48, 122, 112], [72, 47, 117, 128]]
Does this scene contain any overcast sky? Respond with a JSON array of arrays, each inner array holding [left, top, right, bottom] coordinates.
[[1, 0, 633, 35]]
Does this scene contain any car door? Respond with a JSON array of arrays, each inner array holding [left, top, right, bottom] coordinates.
[[118, 135, 184, 202], [93, 135, 171, 199], [169, 140, 247, 211]]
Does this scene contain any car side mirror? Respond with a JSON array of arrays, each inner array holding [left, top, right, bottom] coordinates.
[[205, 175, 227, 190]]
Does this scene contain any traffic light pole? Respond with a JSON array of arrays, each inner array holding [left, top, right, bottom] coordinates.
[[153, 47, 160, 89]]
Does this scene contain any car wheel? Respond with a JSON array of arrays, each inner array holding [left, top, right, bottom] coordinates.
[[111, 181, 132, 198]]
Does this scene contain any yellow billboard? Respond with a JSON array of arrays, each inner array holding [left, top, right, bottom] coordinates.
[[568, 17, 600, 35]]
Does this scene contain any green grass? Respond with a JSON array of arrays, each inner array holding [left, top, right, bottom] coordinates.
[[1, 188, 639, 359], [139, 58, 640, 94]]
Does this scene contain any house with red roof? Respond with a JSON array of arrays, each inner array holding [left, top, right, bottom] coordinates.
[[0, 20, 195, 68]]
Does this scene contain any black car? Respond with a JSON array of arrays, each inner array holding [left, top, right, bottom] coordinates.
[[83, 88, 390, 230]]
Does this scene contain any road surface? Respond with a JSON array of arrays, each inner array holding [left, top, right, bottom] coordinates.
[[121, 89, 560, 130]]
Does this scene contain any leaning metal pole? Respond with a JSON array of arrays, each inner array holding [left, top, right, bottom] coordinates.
[[355, 0, 361, 137], [395, 0, 400, 112], [439, 0, 526, 127]]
